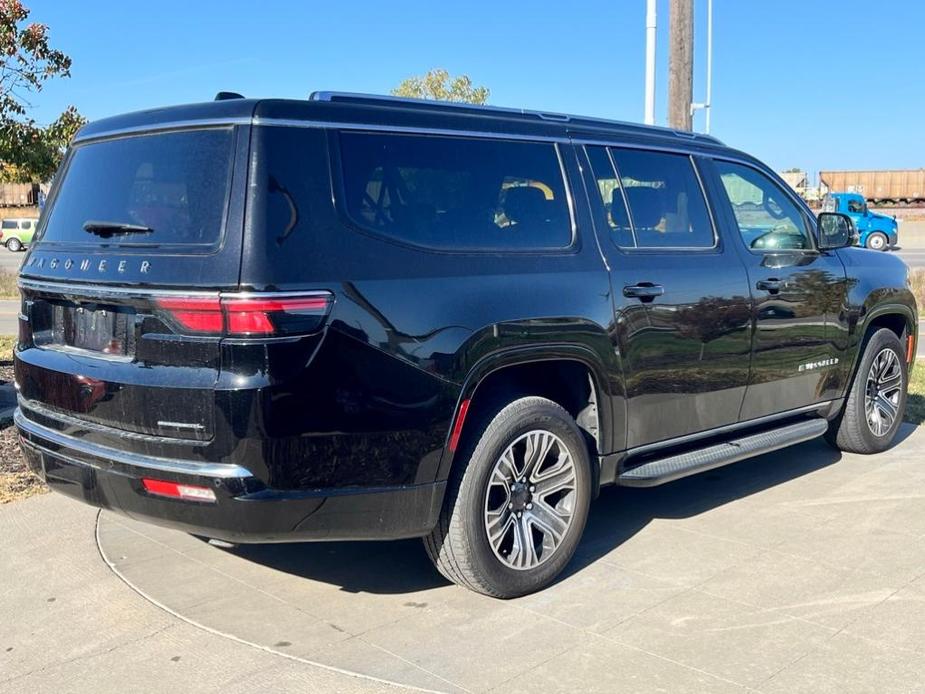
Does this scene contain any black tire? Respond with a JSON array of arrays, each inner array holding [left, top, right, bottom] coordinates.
[[6, 238, 21, 252], [865, 232, 888, 251], [825, 328, 907, 454], [424, 396, 592, 598]]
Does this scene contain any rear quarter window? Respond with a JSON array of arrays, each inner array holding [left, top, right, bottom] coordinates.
[[38, 128, 234, 250], [338, 132, 573, 251]]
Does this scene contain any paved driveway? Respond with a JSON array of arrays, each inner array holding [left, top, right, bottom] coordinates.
[[4, 424, 925, 693]]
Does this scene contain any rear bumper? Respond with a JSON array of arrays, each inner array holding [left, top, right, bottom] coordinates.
[[16, 409, 445, 543]]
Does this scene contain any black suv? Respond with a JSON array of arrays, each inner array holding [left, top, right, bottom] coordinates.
[[15, 93, 918, 598]]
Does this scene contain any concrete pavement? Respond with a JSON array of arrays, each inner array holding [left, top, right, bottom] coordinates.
[[4, 424, 925, 692], [0, 495, 400, 694]]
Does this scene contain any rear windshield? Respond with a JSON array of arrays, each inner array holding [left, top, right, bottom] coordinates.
[[39, 128, 234, 249]]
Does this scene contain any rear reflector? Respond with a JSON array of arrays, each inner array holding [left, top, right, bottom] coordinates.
[[156, 292, 332, 336], [448, 399, 471, 452], [142, 478, 217, 503]]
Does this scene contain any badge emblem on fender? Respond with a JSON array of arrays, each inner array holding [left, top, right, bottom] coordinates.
[[798, 357, 839, 372]]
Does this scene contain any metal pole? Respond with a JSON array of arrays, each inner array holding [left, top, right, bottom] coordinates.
[[705, 0, 713, 133], [644, 0, 657, 125]]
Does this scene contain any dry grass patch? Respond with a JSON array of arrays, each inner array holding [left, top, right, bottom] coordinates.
[[0, 271, 18, 299], [911, 269, 925, 311], [908, 359, 925, 426]]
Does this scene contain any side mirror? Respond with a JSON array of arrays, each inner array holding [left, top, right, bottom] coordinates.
[[817, 212, 859, 249]]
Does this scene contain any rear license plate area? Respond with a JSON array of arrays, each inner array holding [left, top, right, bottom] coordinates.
[[32, 300, 136, 357]]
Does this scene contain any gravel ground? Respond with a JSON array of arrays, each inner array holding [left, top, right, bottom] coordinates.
[[0, 352, 46, 504], [0, 422, 45, 504]]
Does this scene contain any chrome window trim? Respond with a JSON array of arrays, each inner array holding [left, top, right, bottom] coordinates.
[[72, 118, 249, 144], [71, 116, 726, 151], [254, 117, 571, 144]]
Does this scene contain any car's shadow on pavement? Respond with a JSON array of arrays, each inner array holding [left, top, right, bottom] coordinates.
[[223, 431, 917, 595]]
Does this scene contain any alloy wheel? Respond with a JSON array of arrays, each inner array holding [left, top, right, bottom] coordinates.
[[865, 348, 903, 436], [483, 430, 577, 570]]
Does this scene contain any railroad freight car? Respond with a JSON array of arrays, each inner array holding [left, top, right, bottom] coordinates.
[[819, 170, 925, 205], [0, 182, 39, 207]]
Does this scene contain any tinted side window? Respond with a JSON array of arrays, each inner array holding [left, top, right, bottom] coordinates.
[[610, 149, 715, 249], [339, 132, 571, 250], [584, 146, 635, 247], [847, 198, 865, 213], [715, 161, 811, 251]]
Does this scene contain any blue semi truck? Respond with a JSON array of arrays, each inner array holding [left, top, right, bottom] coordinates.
[[822, 192, 898, 251]]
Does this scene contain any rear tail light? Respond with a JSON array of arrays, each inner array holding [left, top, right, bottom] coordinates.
[[156, 292, 332, 337], [142, 478, 217, 503]]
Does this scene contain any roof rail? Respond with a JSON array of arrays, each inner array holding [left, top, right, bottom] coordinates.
[[308, 91, 723, 144]]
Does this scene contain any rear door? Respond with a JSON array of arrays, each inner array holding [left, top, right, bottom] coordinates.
[[16, 125, 248, 440], [705, 158, 848, 420], [579, 144, 752, 449]]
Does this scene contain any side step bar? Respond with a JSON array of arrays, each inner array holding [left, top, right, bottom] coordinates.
[[617, 418, 829, 488]]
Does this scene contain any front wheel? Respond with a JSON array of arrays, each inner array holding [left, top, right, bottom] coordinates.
[[825, 328, 907, 453], [866, 232, 888, 251], [424, 397, 592, 598], [5, 238, 21, 252]]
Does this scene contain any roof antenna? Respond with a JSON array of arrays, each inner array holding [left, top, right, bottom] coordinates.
[[214, 91, 245, 101]]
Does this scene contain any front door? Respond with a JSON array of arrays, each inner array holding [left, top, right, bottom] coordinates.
[[707, 159, 849, 421], [579, 144, 753, 450]]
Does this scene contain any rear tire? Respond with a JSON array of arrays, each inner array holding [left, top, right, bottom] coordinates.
[[825, 328, 907, 454], [6, 238, 21, 252], [424, 397, 592, 598], [866, 232, 888, 251]]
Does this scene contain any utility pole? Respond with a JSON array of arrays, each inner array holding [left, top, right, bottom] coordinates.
[[644, 0, 656, 125], [667, 0, 694, 131]]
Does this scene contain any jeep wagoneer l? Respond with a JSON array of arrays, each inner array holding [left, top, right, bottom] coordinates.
[[15, 93, 918, 597]]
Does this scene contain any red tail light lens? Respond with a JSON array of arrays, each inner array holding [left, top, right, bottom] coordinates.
[[155, 297, 224, 333], [156, 292, 332, 336]]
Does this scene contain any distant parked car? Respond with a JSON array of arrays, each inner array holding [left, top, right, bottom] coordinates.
[[822, 193, 898, 251], [0, 217, 38, 251]]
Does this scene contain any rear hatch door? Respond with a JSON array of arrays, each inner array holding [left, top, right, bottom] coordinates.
[[17, 123, 250, 441]]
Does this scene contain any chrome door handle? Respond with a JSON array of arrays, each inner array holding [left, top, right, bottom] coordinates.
[[623, 284, 664, 301]]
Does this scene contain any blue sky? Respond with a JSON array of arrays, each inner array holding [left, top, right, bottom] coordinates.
[[27, 0, 925, 178]]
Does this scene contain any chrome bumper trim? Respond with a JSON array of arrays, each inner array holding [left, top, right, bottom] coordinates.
[[14, 409, 252, 479]]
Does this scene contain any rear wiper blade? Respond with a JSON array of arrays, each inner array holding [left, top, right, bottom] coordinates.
[[83, 220, 154, 237]]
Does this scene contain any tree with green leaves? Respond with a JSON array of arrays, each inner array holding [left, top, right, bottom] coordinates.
[[0, 0, 85, 182], [392, 68, 489, 104]]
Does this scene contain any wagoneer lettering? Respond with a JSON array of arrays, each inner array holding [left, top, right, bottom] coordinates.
[[13, 92, 918, 598]]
